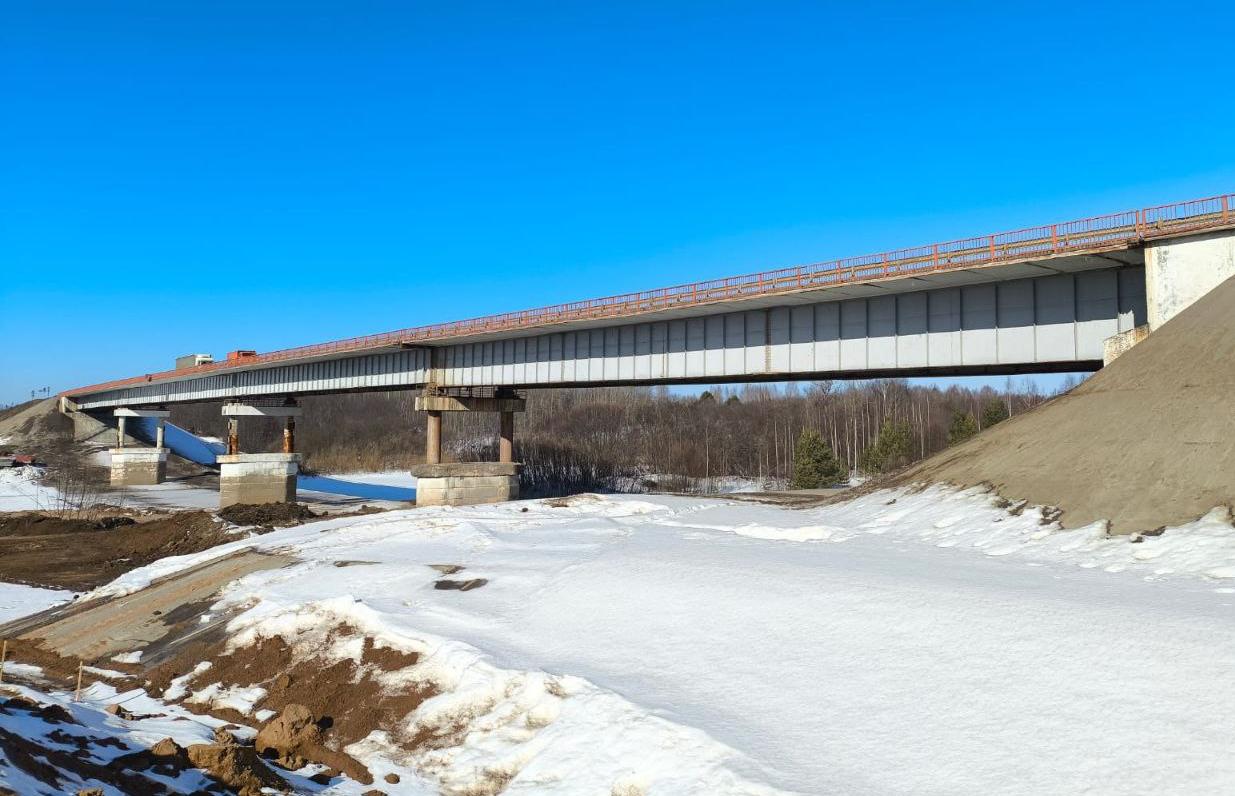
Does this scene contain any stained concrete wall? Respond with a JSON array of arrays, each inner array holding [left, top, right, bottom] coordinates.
[[218, 453, 299, 507], [1146, 231, 1235, 330], [109, 449, 167, 486]]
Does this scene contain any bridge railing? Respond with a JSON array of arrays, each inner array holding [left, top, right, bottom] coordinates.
[[64, 192, 1235, 398]]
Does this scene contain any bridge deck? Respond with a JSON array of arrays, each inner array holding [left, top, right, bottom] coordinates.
[[64, 193, 1233, 403]]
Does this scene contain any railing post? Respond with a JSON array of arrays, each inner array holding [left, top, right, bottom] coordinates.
[[1051, 224, 1058, 251], [1223, 195, 1230, 224], [988, 235, 995, 262], [930, 245, 937, 268]]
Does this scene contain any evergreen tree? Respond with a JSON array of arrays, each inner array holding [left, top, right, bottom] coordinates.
[[947, 410, 978, 445], [791, 428, 846, 488], [724, 394, 742, 406], [859, 418, 913, 474], [980, 397, 1010, 428], [697, 390, 716, 404]]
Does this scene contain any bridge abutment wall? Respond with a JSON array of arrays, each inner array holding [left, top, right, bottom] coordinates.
[[1146, 230, 1235, 330]]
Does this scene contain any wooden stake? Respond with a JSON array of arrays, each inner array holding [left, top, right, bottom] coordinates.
[[0, 639, 7, 684], [74, 660, 83, 702]]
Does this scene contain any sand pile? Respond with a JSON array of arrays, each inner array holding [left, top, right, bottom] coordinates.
[[903, 275, 1235, 534]]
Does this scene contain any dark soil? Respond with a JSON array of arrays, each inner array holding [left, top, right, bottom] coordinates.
[[0, 510, 237, 590], [218, 502, 319, 531]]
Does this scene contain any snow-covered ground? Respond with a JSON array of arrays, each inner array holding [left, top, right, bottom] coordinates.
[[0, 582, 72, 624], [0, 466, 59, 512], [52, 485, 1235, 794]]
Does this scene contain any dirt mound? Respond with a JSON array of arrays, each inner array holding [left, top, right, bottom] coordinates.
[[218, 501, 319, 530], [147, 629, 434, 787], [0, 513, 135, 537], [903, 274, 1235, 533], [0, 509, 233, 590], [255, 703, 372, 785]]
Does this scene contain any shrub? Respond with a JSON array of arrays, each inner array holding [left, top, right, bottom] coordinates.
[[947, 410, 978, 445], [791, 428, 846, 488], [859, 419, 913, 474]]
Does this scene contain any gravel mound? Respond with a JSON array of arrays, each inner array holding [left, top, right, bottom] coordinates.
[[903, 274, 1235, 533]]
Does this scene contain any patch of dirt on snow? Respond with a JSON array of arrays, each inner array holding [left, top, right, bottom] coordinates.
[[147, 629, 435, 786], [0, 694, 290, 796], [217, 502, 319, 530]]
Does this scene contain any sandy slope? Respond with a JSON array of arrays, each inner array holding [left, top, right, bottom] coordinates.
[[903, 274, 1235, 533]]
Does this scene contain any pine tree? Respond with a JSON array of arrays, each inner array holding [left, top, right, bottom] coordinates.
[[947, 410, 978, 445], [791, 428, 846, 488], [980, 397, 1009, 428], [859, 418, 913, 474]]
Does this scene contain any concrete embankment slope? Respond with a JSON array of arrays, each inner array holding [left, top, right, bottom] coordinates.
[[903, 275, 1235, 534]]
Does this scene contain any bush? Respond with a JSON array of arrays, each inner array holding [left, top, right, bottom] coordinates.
[[981, 397, 1009, 428], [859, 419, 913, 474], [791, 428, 846, 489], [946, 410, 978, 445]]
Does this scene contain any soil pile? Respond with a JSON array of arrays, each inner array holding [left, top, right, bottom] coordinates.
[[0, 510, 234, 590], [147, 629, 434, 785], [903, 274, 1235, 533], [218, 502, 319, 530]]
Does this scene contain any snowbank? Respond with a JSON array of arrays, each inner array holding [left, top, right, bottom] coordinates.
[[72, 487, 1235, 794]]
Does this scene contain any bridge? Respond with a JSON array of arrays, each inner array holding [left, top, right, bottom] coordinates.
[[61, 193, 1235, 506]]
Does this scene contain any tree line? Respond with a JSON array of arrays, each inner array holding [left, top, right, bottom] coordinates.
[[171, 376, 1078, 496]]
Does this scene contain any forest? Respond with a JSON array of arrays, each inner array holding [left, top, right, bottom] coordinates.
[[171, 376, 1079, 495]]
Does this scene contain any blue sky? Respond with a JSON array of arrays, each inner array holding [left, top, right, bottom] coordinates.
[[2, 1, 1233, 403]]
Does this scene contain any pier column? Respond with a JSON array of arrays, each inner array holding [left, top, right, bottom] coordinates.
[[499, 411, 514, 464], [426, 411, 442, 464]]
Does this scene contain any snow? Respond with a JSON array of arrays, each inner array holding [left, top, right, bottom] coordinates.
[[0, 466, 59, 512], [57, 485, 1235, 794], [0, 581, 72, 624]]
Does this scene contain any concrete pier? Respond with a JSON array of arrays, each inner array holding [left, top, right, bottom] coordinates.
[[413, 390, 526, 506], [109, 447, 169, 486], [412, 462, 520, 506], [218, 401, 303, 507], [110, 408, 171, 485], [218, 453, 300, 507]]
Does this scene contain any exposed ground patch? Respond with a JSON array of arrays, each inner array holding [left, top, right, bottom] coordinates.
[[0, 509, 244, 591]]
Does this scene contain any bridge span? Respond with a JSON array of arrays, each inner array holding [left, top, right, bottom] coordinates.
[[64, 193, 1234, 410], [60, 193, 1235, 507]]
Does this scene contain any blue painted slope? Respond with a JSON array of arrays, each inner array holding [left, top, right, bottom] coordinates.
[[129, 417, 416, 501]]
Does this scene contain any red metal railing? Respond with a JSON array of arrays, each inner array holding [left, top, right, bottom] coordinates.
[[64, 192, 1235, 398]]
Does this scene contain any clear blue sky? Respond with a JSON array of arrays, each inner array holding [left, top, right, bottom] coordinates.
[[2, 1, 1233, 403]]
